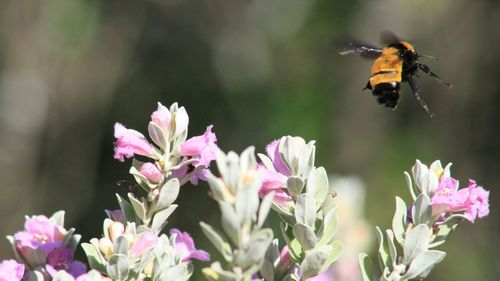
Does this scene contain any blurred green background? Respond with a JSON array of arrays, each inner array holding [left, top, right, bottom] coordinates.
[[0, 0, 498, 280]]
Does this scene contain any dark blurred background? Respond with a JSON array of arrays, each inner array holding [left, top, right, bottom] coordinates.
[[0, 0, 498, 280]]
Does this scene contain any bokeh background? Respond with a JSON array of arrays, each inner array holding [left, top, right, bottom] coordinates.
[[0, 0, 498, 280]]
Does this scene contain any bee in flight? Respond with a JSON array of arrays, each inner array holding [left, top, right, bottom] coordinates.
[[337, 31, 452, 117]]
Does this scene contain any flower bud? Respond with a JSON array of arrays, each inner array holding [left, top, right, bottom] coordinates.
[[108, 222, 124, 242], [140, 162, 164, 183], [98, 238, 113, 259], [151, 103, 171, 130]]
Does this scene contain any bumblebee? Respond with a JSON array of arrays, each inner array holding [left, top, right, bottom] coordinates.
[[337, 31, 451, 116]]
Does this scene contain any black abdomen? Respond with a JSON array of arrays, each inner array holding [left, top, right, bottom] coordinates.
[[372, 82, 400, 109]]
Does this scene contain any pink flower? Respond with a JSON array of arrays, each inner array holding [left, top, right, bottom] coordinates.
[[180, 125, 218, 167], [170, 229, 210, 262], [278, 245, 292, 273], [175, 125, 218, 185], [46, 247, 86, 278], [431, 177, 490, 222], [140, 162, 164, 183], [257, 165, 292, 205], [14, 215, 65, 267], [151, 104, 171, 130], [0, 259, 25, 281], [130, 232, 159, 258], [266, 140, 291, 176], [113, 123, 155, 162]]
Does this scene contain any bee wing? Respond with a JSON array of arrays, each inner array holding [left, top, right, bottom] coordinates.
[[335, 38, 383, 59], [380, 30, 402, 45]]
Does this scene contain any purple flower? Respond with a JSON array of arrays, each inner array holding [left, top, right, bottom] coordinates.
[[114, 123, 155, 161], [46, 247, 86, 278], [170, 229, 210, 262], [130, 231, 159, 258], [140, 162, 164, 183], [431, 177, 490, 223], [0, 259, 25, 281]]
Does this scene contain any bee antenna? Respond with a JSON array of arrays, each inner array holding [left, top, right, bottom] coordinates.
[[418, 54, 439, 60]]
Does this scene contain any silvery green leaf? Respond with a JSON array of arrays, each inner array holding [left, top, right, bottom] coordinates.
[[375, 227, 391, 271], [257, 153, 274, 170], [385, 230, 397, 266], [128, 193, 147, 222], [67, 233, 81, 252], [151, 204, 177, 233], [116, 194, 138, 223], [260, 260, 275, 281], [299, 245, 331, 279], [240, 146, 258, 172], [293, 223, 317, 251], [313, 167, 329, 206], [148, 121, 167, 150], [200, 222, 233, 262], [295, 194, 316, 229], [321, 240, 343, 271], [236, 181, 260, 225], [107, 254, 129, 280], [220, 202, 241, 246], [50, 210, 65, 227], [287, 176, 305, 198], [265, 239, 280, 267], [125, 222, 137, 236], [113, 236, 129, 256], [412, 194, 432, 226], [305, 169, 317, 196], [277, 211, 296, 226], [258, 192, 275, 229], [155, 178, 180, 212], [103, 218, 113, 239], [421, 170, 438, 197], [403, 224, 430, 265], [392, 197, 407, 245], [278, 136, 295, 175], [404, 171, 417, 200], [157, 264, 188, 281], [207, 175, 227, 202], [6, 235, 24, 263], [402, 250, 446, 280], [225, 152, 243, 191], [359, 253, 376, 281], [81, 244, 106, 274], [60, 228, 75, 248], [315, 207, 337, 248], [428, 214, 465, 248], [236, 229, 273, 271], [26, 271, 44, 281]]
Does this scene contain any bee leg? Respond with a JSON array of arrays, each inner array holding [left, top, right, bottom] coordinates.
[[408, 77, 435, 117], [417, 63, 452, 87], [363, 81, 372, 91]]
